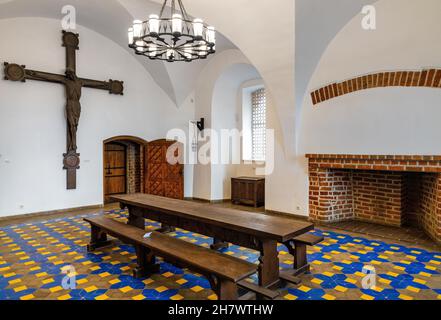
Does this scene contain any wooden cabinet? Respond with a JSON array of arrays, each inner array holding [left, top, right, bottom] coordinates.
[[231, 177, 265, 208]]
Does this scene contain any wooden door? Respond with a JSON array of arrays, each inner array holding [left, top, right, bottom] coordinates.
[[104, 143, 127, 203], [145, 139, 184, 200]]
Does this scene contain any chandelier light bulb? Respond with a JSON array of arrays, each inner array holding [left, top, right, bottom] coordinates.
[[193, 18, 204, 39], [206, 26, 215, 44], [172, 14, 183, 35], [148, 14, 160, 35], [128, 28, 134, 45], [133, 20, 143, 38]]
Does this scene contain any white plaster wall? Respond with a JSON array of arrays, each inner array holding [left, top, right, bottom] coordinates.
[[0, 17, 195, 217], [211, 65, 260, 200]]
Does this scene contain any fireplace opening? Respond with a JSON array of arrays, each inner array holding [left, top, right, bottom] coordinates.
[[307, 154, 441, 243]]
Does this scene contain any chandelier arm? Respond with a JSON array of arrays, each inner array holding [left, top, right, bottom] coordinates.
[[177, 0, 190, 21], [159, 0, 169, 18]]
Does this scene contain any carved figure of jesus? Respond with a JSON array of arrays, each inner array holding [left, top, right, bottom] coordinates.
[[64, 69, 82, 152]]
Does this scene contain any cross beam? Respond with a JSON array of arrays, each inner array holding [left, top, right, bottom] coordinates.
[[3, 31, 124, 190]]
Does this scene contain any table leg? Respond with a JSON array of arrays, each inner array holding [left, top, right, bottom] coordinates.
[[158, 224, 176, 233], [257, 239, 280, 288], [127, 206, 145, 230], [87, 225, 112, 252], [283, 240, 310, 275]]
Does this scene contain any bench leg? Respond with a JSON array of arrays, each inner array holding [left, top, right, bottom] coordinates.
[[210, 238, 229, 250], [133, 245, 160, 279], [283, 240, 310, 278], [158, 224, 176, 233], [216, 279, 238, 300], [257, 240, 280, 288], [87, 225, 112, 252]]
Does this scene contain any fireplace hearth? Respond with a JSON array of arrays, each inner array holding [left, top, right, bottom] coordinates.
[[306, 154, 441, 243]]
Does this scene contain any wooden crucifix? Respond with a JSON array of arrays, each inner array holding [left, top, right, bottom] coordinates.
[[3, 31, 124, 190]]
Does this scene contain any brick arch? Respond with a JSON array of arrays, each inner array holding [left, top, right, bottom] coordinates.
[[311, 68, 441, 105]]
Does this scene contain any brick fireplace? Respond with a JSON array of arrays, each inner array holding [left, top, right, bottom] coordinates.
[[306, 154, 441, 243]]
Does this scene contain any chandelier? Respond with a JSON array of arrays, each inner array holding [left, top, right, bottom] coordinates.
[[127, 0, 216, 62]]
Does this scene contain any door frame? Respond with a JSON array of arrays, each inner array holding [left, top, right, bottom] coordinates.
[[102, 136, 149, 204]]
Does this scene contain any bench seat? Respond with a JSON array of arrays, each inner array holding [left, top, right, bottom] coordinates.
[[84, 216, 258, 300]]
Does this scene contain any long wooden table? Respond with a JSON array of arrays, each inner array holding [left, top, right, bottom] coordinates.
[[111, 193, 314, 288]]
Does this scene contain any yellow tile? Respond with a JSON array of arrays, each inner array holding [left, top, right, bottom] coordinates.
[[77, 278, 88, 285], [312, 260, 322, 265], [322, 294, 336, 300], [371, 286, 383, 292], [9, 279, 22, 285], [120, 286, 133, 293], [20, 294, 34, 301], [284, 294, 297, 300], [143, 279, 154, 285], [419, 272, 432, 277], [176, 278, 187, 285], [109, 279, 120, 285], [399, 294, 413, 301], [437, 295, 441, 300], [361, 294, 375, 300], [50, 286, 63, 293], [345, 278, 357, 284], [425, 265, 436, 271], [162, 272, 174, 278], [82, 261, 92, 266], [379, 278, 391, 285], [311, 278, 323, 285], [406, 286, 420, 293], [30, 266, 41, 271], [89, 266, 100, 271], [190, 286, 203, 293], [58, 294, 71, 301], [413, 278, 426, 285], [323, 272, 334, 277], [387, 272, 399, 277], [95, 294, 109, 301], [120, 266, 130, 272], [99, 272, 111, 278], [132, 294, 145, 301], [400, 260, 411, 265], [429, 260, 441, 265], [85, 285, 98, 293], [298, 285, 311, 293], [394, 266, 405, 271], [170, 294, 184, 301], [334, 285, 347, 293], [14, 285, 27, 293], [332, 266, 343, 271]]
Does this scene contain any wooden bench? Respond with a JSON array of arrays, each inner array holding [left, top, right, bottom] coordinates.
[[84, 216, 259, 300], [281, 233, 324, 283]]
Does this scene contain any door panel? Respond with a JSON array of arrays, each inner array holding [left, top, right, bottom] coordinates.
[[104, 143, 127, 203], [145, 140, 184, 200]]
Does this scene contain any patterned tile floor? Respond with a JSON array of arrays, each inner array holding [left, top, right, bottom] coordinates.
[[0, 209, 440, 301]]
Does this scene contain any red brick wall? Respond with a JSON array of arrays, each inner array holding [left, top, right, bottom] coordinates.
[[311, 68, 441, 105], [352, 171, 402, 226], [420, 174, 441, 242]]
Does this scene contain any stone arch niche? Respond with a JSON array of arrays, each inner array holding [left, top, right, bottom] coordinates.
[[103, 136, 148, 203]]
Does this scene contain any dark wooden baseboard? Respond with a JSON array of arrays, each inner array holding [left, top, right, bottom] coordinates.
[[0, 204, 105, 222]]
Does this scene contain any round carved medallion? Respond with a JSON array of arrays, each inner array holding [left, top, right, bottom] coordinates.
[[4, 63, 26, 81], [63, 32, 79, 48], [110, 80, 124, 95], [63, 152, 80, 169]]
